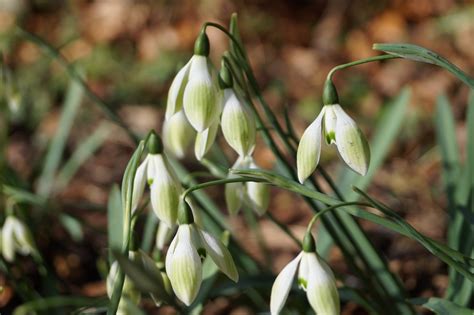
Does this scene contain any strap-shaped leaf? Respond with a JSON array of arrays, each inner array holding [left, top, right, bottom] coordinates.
[[373, 43, 474, 89], [409, 297, 474, 315]]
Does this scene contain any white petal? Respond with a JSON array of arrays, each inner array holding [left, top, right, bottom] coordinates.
[[270, 252, 303, 315], [322, 105, 337, 144], [220, 89, 256, 156], [166, 59, 192, 119], [306, 253, 340, 315], [149, 155, 181, 226], [163, 111, 195, 159], [194, 120, 219, 161], [333, 105, 370, 176], [198, 229, 238, 282], [225, 157, 249, 215], [131, 156, 149, 212], [298, 253, 310, 290], [12, 218, 34, 255], [296, 112, 323, 183], [183, 56, 218, 131], [2, 217, 16, 262], [166, 225, 202, 306]]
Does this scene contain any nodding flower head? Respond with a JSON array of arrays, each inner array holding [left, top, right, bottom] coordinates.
[[165, 201, 238, 305], [297, 80, 370, 183], [132, 132, 181, 227], [270, 233, 340, 315]]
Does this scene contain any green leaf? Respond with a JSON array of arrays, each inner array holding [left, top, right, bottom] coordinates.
[[37, 79, 83, 198], [373, 43, 474, 89], [232, 169, 474, 279], [3, 185, 47, 206], [56, 122, 110, 191], [113, 250, 170, 302], [108, 184, 123, 264], [409, 297, 474, 315], [13, 296, 107, 315], [59, 214, 83, 242]]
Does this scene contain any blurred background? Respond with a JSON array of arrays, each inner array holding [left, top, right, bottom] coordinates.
[[0, 0, 473, 313]]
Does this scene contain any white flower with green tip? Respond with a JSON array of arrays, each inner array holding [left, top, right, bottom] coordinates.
[[270, 234, 340, 315], [166, 202, 238, 305], [194, 119, 219, 161]]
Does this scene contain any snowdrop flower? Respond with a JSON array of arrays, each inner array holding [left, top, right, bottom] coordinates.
[[219, 64, 256, 156], [167, 31, 219, 132], [194, 119, 219, 161], [271, 233, 340, 315], [107, 251, 141, 314], [1, 215, 35, 262], [166, 201, 238, 305], [162, 110, 195, 159], [132, 132, 181, 227], [297, 80, 370, 183], [155, 220, 176, 251]]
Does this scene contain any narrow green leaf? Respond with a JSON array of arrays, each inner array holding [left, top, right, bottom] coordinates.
[[3, 185, 47, 206], [37, 79, 83, 198], [373, 43, 474, 88], [108, 184, 123, 264], [409, 297, 474, 315], [113, 250, 170, 301], [13, 296, 107, 315], [56, 123, 110, 191], [59, 214, 83, 242]]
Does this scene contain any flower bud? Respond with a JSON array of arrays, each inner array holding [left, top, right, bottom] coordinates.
[[183, 56, 218, 132], [220, 89, 256, 156], [163, 111, 195, 159], [194, 120, 219, 161], [156, 220, 175, 251]]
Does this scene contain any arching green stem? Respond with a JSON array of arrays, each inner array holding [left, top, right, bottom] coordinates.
[[181, 177, 265, 200], [326, 55, 399, 81]]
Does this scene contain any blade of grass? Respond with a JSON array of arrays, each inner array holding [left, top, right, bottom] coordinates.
[[37, 79, 83, 198], [13, 296, 108, 315], [55, 122, 110, 191], [409, 297, 474, 315], [107, 184, 123, 265]]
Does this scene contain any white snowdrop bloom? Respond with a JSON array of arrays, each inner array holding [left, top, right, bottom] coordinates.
[[270, 234, 339, 315], [132, 132, 181, 227], [297, 104, 370, 183], [166, 202, 238, 305], [225, 156, 250, 215], [220, 88, 256, 156], [163, 110, 195, 159], [1, 215, 35, 262]]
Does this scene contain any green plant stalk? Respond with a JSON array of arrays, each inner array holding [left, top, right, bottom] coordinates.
[[326, 55, 399, 81]]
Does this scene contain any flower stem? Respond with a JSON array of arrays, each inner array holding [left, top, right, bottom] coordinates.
[[181, 177, 265, 200], [326, 55, 399, 81]]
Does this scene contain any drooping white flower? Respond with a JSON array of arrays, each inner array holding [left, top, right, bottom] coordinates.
[[1, 215, 35, 262], [166, 31, 219, 132], [297, 104, 370, 183], [166, 202, 238, 305], [132, 133, 181, 227], [270, 234, 339, 315], [163, 110, 196, 159], [220, 88, 256, 156]]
